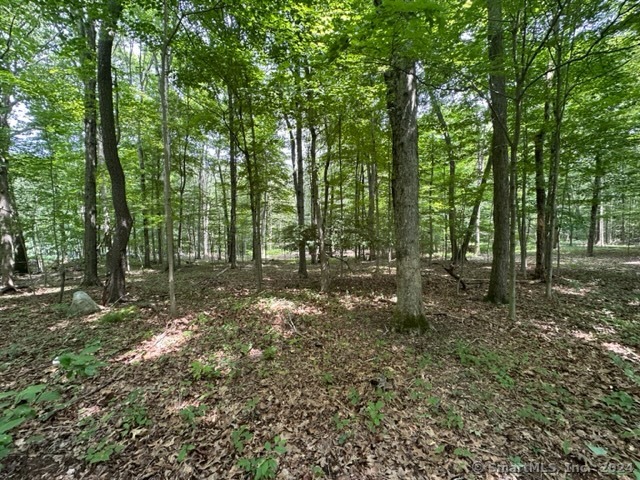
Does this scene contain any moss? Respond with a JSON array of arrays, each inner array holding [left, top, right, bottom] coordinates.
[[394, 312, 430, 333]]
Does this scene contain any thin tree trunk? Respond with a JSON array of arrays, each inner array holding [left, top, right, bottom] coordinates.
[[98, 0, 132, 304], [294, 115, 307, 277], [429, 91, 458, 262], [458, 157, 492, 261], [587, 155, 603, 256], [159, 0, 176, 315]]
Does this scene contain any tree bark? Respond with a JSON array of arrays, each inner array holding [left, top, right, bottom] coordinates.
[[587, 155, 603, 256], [80, 16, 100, 285], [294, 114, 307, 277], [159, 0, 176, 315], [385, 57, 427, 330], [98, 0, 132, 304], [486, 0, 510, 305], [228, 86, 238, 268]]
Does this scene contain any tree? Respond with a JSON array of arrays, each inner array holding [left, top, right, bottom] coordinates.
[[485, 0, 510, 305], [98, 0, 132, 304], [79, 10, 100, 286]]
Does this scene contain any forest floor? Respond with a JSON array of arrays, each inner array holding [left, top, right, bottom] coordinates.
[[1, 249, 639, 479]]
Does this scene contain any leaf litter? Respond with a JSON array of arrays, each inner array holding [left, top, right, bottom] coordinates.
[[0, 250, 639, 479]]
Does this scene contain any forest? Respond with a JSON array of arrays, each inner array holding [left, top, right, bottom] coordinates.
[[1, 0, 639, 478]]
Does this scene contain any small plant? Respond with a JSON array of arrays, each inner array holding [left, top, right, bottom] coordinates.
[[263, 346, 277, 361], [444, 407, 463, 430], [0, 384, 60, 461], [410, 378, 432, 400], [243, 397, 260, 414], [239, 342, 253, 355], [180, 405, 207, 426], [56, 342, 105, 379], [333, 414, 352, 445], [561, 439, 572, 455], [418, 354, 432, 369], [100, 306, 138, 324], [454, 447, 473, 458], [190, 360, 219, 381], [122, 390, 151, 434], [347, 387, 360, 406], [177, 443, 195, 462], [601, 390, 634, 411], [85, 440, 124, 464], [231, 425, 253, 453], [365, 400, 384, 431], [321, 372, 334, 386], [517, 404, 550, 425], [237, 436, 287, 480]]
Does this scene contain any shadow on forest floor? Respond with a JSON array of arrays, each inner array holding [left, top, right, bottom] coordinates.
[[0, 249, 639, 479]]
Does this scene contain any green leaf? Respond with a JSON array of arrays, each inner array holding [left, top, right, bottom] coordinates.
[[587, 444, 607, 456], [14, 385, 47, 404], [0, 417, 26, 434]]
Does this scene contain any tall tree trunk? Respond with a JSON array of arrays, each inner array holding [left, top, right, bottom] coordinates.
[[385, 57, 427, 330], [544, 29, 564, 298], [295, 115, 307, 277], [80, 16, 100, 285], [138, 143, 151, 268], [429, 91, 458, 262], [243, 98, 263, 291], [458, 157, 492, 261], [486, 0, 510, 305], [98, 0, 132, 304], [159, 0, 176, 315], [310, 124, 329, 292], [176, 135, 188, 267], [228, 86, 237, 268], [587, 155, 603, 256]]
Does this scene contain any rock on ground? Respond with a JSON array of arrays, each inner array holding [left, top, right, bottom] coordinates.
[[69, 291, 100, 316]]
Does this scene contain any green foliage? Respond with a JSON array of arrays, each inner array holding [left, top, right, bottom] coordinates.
[[365, 400, 384, 431], [0, 384, 60, 461], [444, 407, 463, 430], [190, 360, 219, 381], [237, 436, 287, 480], [263, 346, 277, 361], [321, 372, 334, 386], [453, 447, 473, 458], [586, 444, 607, 456], [231, 426, 253, 453], [121, 390, 151, 434], [85, 440, 125, 464], [516, 404, 550, 426], [56, 343, 105, 379], [601, 390, 634, 411], [455, 341, 516, 388], [347, 388, 360, 406], [177, 443, 195, 462], [100, 306, 138, 324], [179, 405, 207, 426]]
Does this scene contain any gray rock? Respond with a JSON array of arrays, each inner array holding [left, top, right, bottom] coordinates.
[[69, 291, 100, 316]]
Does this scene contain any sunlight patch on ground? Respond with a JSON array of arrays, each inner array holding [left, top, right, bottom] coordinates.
[[555, 285, 589, 296], [116, 320, 195, 364], [254, 297, 322, 336], [572, 330, 597, 342], [78, 405, 102, 420], [602, 342, 640, 363]]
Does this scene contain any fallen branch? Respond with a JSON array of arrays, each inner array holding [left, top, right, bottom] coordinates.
[[327, 253, 353, 272], [442, 264, 467, 290], [215, 266, 230, 278]]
